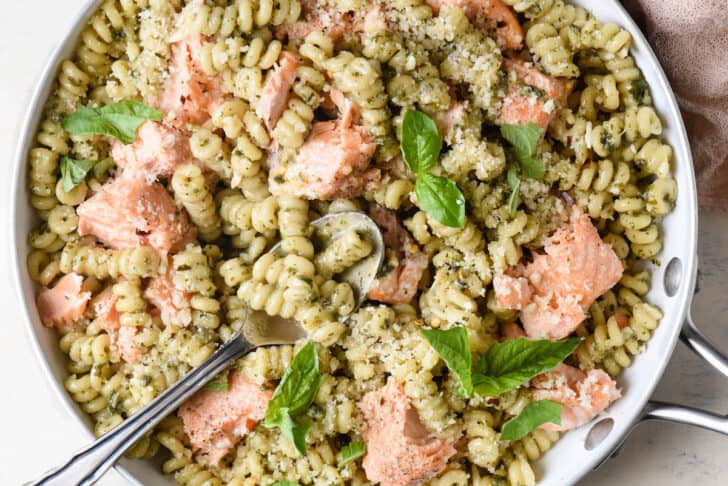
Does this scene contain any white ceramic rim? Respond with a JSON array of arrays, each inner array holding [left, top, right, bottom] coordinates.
[[11, 1, 698, 485]]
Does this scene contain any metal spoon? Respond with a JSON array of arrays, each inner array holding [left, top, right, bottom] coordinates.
[[27, 211, 384, 486]]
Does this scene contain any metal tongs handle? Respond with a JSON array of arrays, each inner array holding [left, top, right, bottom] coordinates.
[[25, 334, 254, 486]]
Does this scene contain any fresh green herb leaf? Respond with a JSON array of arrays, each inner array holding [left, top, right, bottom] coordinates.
[[421, 327, 473, 398], [62, 100, 163, 144], [60, 157, 94, 192], [500, 400, 562, 440], [339, 441, 366, 466], [473, 338, 582, 397], [517, 152, 545, 179], [506, 164, 521, 217], [500, 123, 545, 179], [500, 123, 542, 159], [415, 173, 465, 228], [263, 342, 323, 454], [205, 371, 229, 392], [274, 409, 310, 454], [401, 110, 442, 174]]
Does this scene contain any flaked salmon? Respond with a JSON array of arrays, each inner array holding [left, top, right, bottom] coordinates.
[[360, 379, 456, 486], [367, 206, 427, 304], [493, 207, 624, 340], [257, 51, 301, 131], [433, 97, 467, 143], [144, 264, 192, 327], [269, 89, 379, 200], [426, 0, 523, 50], [111, 121, 194, 182], [157, 35, 224, 127], [498, 59, 575, 130], [501, 322, 527, 340], [37, 273, 91, 328], [179, 371, 272, 465], [91, 287, 120, 333], [77, 176, 196, 255], [531, 363, 621, 431], [116, 325, 142, 364]]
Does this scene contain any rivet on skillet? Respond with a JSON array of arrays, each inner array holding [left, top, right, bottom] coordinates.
[[663, 257, 682, 297], [585, 417, 615, 451]]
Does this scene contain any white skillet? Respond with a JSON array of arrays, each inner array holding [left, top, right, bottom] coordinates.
[[11, 1, 728, 485]]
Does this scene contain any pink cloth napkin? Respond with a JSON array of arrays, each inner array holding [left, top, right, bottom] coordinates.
[[624, 0, 728, 209]]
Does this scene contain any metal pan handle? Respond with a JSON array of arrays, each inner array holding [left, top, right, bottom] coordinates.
[[638, 314, 728, 434]]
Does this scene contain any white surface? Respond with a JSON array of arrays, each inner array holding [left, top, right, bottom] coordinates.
[[0, 1, 726, 485]]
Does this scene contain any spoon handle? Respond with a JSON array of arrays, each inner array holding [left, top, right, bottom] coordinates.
[[26, 334, 256, 486]]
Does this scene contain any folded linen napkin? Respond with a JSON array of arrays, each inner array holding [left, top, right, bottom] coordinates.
[[623, 0, 728, 209]]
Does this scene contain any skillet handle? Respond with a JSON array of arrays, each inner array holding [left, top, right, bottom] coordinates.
[[680, 314, 728, 377], [635, 314, 728, 436], [641, 401, 728, 435]]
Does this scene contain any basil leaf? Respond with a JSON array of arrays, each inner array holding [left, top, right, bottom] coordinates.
[[500, 123, 545, 179], [263, 342, 323, 454], [500, 123, 542, 158], [415, 173, 465, 228], [473, 338, 582, 397], [506, 164, 521, 217], [205, 371, 229, 392], [401, 110, 442, 174], [60, 157, 94, 192], [518, 152, 545, 179], [500, 400, 562, 440], [62, 100, 163, 144], [421, 327, 473, 398], [339, 441, 366, 466], [275, 409, 310, 454]]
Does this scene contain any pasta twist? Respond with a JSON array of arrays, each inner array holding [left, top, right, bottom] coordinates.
[[60, 243, 160, 279], [526, 23, 579, 78], [464, 410, 500, 470], [28, 148, 60, 213], [314, 229, 373, 278], [171, 163, 222, 242], [271, 60, 326, 149], [327, 51, 392, 141], [219, 192, 279, 235], [113, 277, 153, 328]]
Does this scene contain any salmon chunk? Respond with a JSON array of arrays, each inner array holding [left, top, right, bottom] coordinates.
[[257, 51, 301, 131], [179, 372, 273, 465], [531, 363, 621, 431], [37, 273, 91, 328], [367, 206, 427, 304], [501, 322, 527, 339], [493, 207, 624, 340], [145, 265, 192, 327], [116, 325, 142, 364], [157, 35, 224, 127], [360, 379, 456, 486], [77, 176, 196, 255], [498, 59, 575, 130], [111, 121, 194, 182], [269, 90, 379, 200], [492, 273, 531, 310], [426, 0, 523, 50], [433, 97, 467, 143], [91, 287, 120, 332]]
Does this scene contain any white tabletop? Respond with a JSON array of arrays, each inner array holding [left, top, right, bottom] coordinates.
[[1, 1, 727, 485]]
